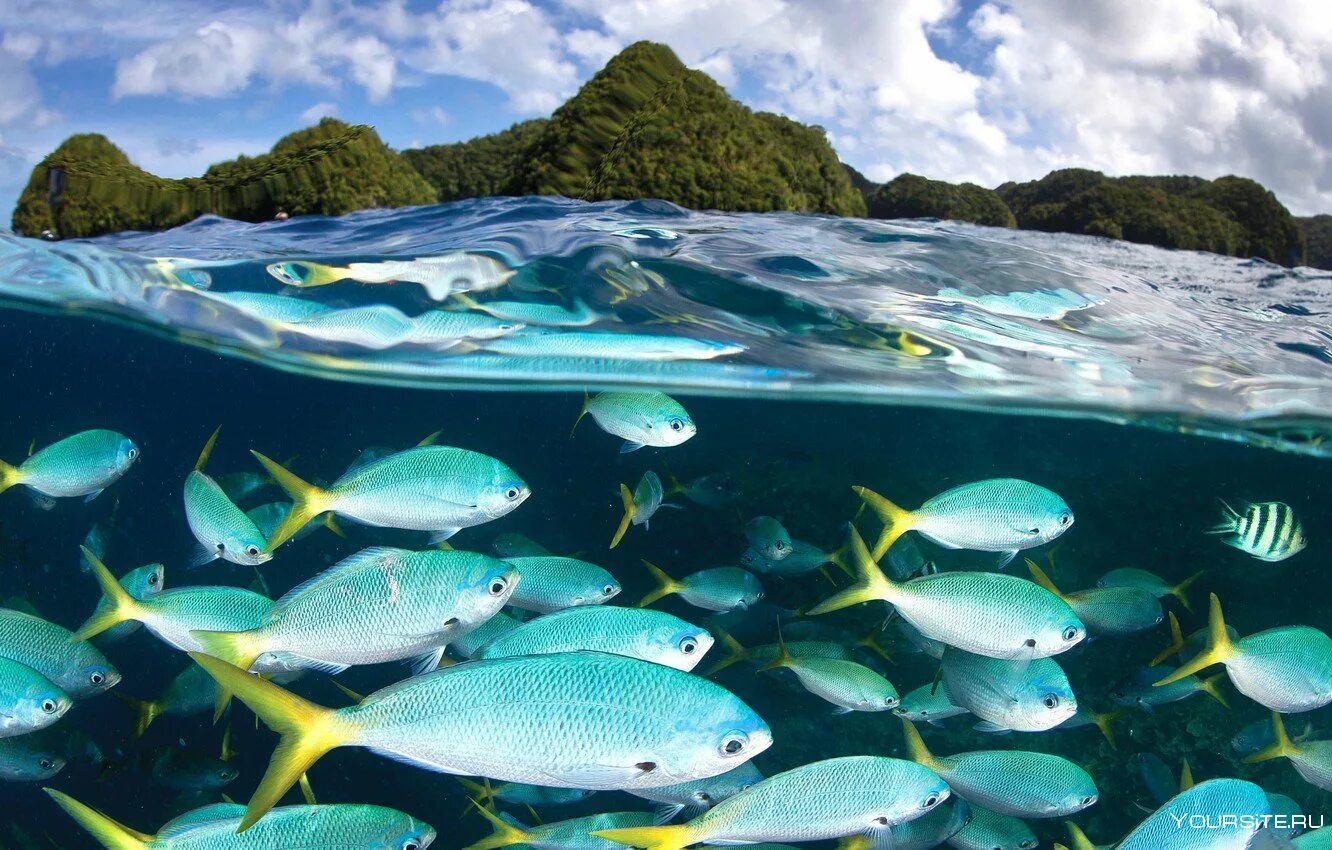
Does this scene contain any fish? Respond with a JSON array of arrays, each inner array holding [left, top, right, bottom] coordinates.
[[457, 777, 597, 808], [1154, 594, 1332, 713], [611, 471, 675, 548], [450, 611, 523, 660], [1026, 559, 1163, 637], [758, 627, 900, 713], [184, 429, 271, 567], [595, 756, 949, 850], [1232, 715, 1313, 758], [933, 286, 1104, 321], [1115, 779, 1273, 849], [1130, 753, 1180, 806], [245, 501, 342, 545], [452, 293, 602, 327], [744, 517, 792, 561], [1096, 567, 1203, 611], [1056, 705, 1123, 749], [90, 561, 166, 643], [474, 606, 714, 672], [740, 539, 845, 578], [946, 805, 1038, 850], [467, 807, 654, 850], [1111, 665, 1230, 712], [0, 657, 71, 738], [897, 682, 970, 726], [114, 663, 218, 742], [485, 330, 744, 361], [663, 469, 739, 509], [704, 626, 859, 676], [900, 719, 1098, 818], [891, 799, 972, 850], [939, 648, 1077, 732], [192, 649, 771, 830], [147, 747, 240, 791], [47, 791, 438, 850], [503, 556, 620, 613], [406, 309, 525, 344], [811, 525, 1084, 660], [1208, 500, 1306, 562], [854, 479, 1073, 562], [215, 470, 272, 504], [79, 518, 113, 572], [629, 762, 764, 824], [252, 444, 530, 551], [0, 608, 119, 699], [0, 429, 138, 500], [267, 252, 515, 300], [0, 735, 66, 782], [573, 391, 697, 453], [192, 547, 518, 677], [639, 561, 764, 613], [1244, 710, 1332, 791], [201, 289, 331, 323]]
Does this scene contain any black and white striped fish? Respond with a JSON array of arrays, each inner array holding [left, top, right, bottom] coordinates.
[[1209, 500, 1306, 562]]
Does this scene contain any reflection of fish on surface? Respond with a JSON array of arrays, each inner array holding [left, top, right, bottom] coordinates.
[[266, 253, 516, 301]]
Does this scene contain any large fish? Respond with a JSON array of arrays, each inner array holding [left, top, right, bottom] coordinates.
[[503, 556, 620, 613], [573, 392, 697, 453], [0, 608, 119, 699], [1116, 779, 1273, 849], [91, 562, 166, 643], [184, 429, 271, 567], [267, 252, 515, 300], [252, 445, 529, 551], [474, 606, 713, 672], [1245, 710, 1332, 791], [939, 648, 1076, 732], [594, 756, 950, 850], [811, 526, 1084, 660], [192, 649, 771, 830], [1208, 500, 1306, 562], [639, 562, 764, 613], [1026, 559, 1162, 637], [0, 657, 71, 738], [946, 805, 1037, 850], [0, 429, 138, 500]]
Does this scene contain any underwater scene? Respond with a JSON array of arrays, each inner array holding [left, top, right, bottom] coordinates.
[[0, 198, 1328, 849]]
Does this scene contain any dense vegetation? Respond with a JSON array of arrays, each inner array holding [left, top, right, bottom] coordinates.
[[402, 119, 547, 202], [867, 173, 1015, 228], [12, 119, 434, 238], [1297, 215, 1331, 269]]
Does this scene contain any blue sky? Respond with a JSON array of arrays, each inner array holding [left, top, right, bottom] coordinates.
[[3, 0, 1331, 220]]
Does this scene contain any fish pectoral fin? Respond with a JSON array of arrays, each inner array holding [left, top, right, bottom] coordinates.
[[620, 440, 646, 454], [653, 803, 686, 825], [972, 721, 1012, 734], [427, 528, 462, 545], [406, 647, 446, 677], [189, 543, 220, 568], [83, 489, 105, 503], [553, 762, 655, 786], [993, 550, 1018, 569]]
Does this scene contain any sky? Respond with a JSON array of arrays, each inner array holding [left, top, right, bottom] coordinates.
[[2, 0, 1331, 221]]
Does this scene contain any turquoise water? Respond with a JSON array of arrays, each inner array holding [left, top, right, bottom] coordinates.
[[0, 198, 1328, 848]]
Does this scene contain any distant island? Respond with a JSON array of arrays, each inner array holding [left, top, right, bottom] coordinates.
[[12, 41, 1330, 271]]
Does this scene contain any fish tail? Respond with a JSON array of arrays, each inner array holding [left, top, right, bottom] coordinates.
[[857, 624, 894, 664], [111, 693, 161, 743], [1206, 499, 1241, 534], [194, 425, 222, 472], [190, 629, 268, 721], [249, 451, 332, 552], [660, 464, 684, 497], [1198, 673, 1230, 709], [807, 524, 897, 616], [852, 486, 915, 560], [188, 652, 354, 832], [456, 777, 495, 807], [73, 547, 144, 642], [1153, 594, 1235, 687], [1064, 821, 1097, 850], [1170, 571, 1204, 612], [591, 824, 694, 850], [827, 542, 854, 577], [44, 789, 151, 850], [463, 798, 535, 850], [899, 718, 940, 771], [609, 483, 637, 549], [756, 623, 793, 673], [637, 561, 683, 607], [1178, 758, 1194, 792], [1149, 611, 1186, 667], [267, 261, 349, 288], [570, 391, 592, 437], [1091, 709, 1123, 750], [1244, 711, 1298, 765], [0, 457, 20, 496], [1025, 558, 1066, 599], [323, 514, 346, 538], [703, 626, 748, 675], [299, 772, 317, 805]]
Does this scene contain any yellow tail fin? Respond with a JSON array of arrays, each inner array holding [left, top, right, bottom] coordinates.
[[1178, 758, 1194, 792], [269, 261, 350, 288], [571, 391, 593, 437], [899, 718, 940, 771], [191, 628, 269, 721], [637, 561, 684, 608], [111, 693, 161, 743], [417, 430, 443, 447], [1198, 673, 1230, 709], [74, 548, 145, 642], [857, 625, 894, 664], [1150, 611, 1186, 667], [609, 484, 637, 549], [592, 824, 694, 850], [1091, 709, 1122, 750], [44, 789, 151, 850], [1244, 711, 1297, 765], [1064, 821, 1097, 850], [1153, 594, 1236, 688], [703, 626, 748, 676], [189, 653, 354, 832], [249, 452, 333, 552], [661, 465, 684, 498], [0, 458, 21, 496], [756, 624, 793, 673], [463, 799, 535, 850], [807, 524, 897, 616], [853, 486, 916, 560], [1025, 558, 1067, 601], [457, 777, 497, 808], [1171, 571, 1204, 612], [828, 542, 853, 577], [195, 426, 221, 472]]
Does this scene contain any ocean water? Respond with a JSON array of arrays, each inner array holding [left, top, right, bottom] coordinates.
[[0, 197, 1327, 848]]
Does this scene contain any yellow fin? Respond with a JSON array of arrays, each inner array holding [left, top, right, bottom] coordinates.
[[221, 721, 235, 762], [1153, 594, 1236, 687], [609, 483, 636, 549], [570, 391, 592, 437], [1178, 758, 1194, 792], [1198, 673, 1230, 709], [111, 692, 161, 743], [189, 653, 354, 832], [899, 718, 939, 771], [330, 680, 366, 705], [661, 465, 684, 498], [463, 798, 535, 850], [1170, 571, 1204, 612], [43, 789, 151, 850], [271, 261, 350, 288], [703, 626, 748, 676], [1064, 821, 1097, 850], [637, 561, 683, 607], [756, 623, 793, 673], [807, 524, 897, 616], [1150, 611, 1185, 667], [249, 452, 333, 552], [1025, 558, 1067, 601], [416, 430, 443, 448], [73, 548, 144, 642], [853, 486, 916, 560], [1091, 709, 1123, 750], [857, 624, 894, 664], [1244, 710, 1298, 765], [323, 515, 346, 538], [195, 426, 222, 473], [0, 457, 20, 496], [591, 824, 694, 850], [298, 773, 316, 805]]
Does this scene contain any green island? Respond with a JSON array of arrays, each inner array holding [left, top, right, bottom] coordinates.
[[12, 41, 1329, 270]]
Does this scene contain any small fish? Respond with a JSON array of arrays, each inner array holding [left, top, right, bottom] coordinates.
[[457, 777, 596, 809], [185, 428, 271, 567], [856, 479, 1072, 563], [611, 471, 675, 548], [245, 502, 339, 545], [0, 657, 71, 738], [0, 608, 119, 699], [901, 719, 1098, 818], [90, 561, 166, 643], [79, 518, 113, 573], [1027, 559, 1162, 637], [252, 444, 529, 551], [503, 556, 620, 613], [467, 807, 653, 850], [629, 762, 764, 824], [594, 756, 949, 850], [1245, 710, 1332, 792], [811, 525, 1084, 660], [484, 329, 744, 361], [933, 286, 1104, 321], [453, 292, 601, 327], [1095, 567, 1202, 611], [1116, 779, 1273, 849], [475, 606, 713, 672], [0, 429, 138, 500], [663, 469, 739, 509], [573, 391, 697, 453], [148, 747, 239, 791], [0, 735, 65, 782], [946, 805, 1037, 850], [1131, 753, 1179, 806], [891, 799, 972, 850], [215, 470, 271, 504], [267, 253, 515, 300], [897, 682, 970, 726], [1208, 500, 1306, 562], [1232, 715, 1313, 758], [114, 664, 218, 742], [940, 648, 1077, 732], [639, 561, 764, 613], [1111, 665, 1229, 712], [192, 649, 771, 830], [406, 309, 525, 344], [744, 516, 792, 561], [740, 539, 844, 578], [704, 626, 861, 676], [758, 628, 899, 714], [449, 611, 523, 660], [493, 532, 553, 557], [47, 791, 438, 850], [1154, 594, 1332, 713], [200, 289, 331, 323]]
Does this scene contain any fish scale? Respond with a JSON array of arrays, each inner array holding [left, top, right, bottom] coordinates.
[[474, 606, 713, 671], [940, 649, 1076, 731], [184, 470, 270, 565], [0, 657, 70, 738], [914, 479, 1070, 551], [1224, 627, 1332, 712], [0, 735, 65, 782], [0, 429, 137, 498], [0, 609, 118, 700], [1116, 780, 1271, 849], [504, 556, 621, 613], [91, 586, 271, 655]]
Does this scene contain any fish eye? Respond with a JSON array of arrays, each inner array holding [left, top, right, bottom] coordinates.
[[148, 573, 159, 586], [504, 486, 521, 500], [694, 791, 711, 804], [1081, 794, 1097, 806], [922, 793, 941, 808], [680, 637, 699, 655], [245, 545, 261, 558], [39, 758, 54, 770], [41, 699, 57, 713], [669, 418, 684, 431], [1021, 841, 1038, 850], [1058, 513, 1071, 526], [402, 842, 420, 850], [216, 542, 226, 552], [488, 577, 508, 596], [602, 583, 616, 596], [90, 672, 104, 686], [1042, 694, 1060, 709], [127, 448, 138, 460], [884, 695, 899, 708], [720, 733, 748, 756], [1062, 626, 1081, 642]]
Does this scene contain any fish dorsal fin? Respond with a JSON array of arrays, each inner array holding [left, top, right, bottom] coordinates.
[[757, 622, 793, 672], [417, 430, 443, 447], [272, 547, 409, 610], [1150, 612, 1186, 667], [900, 717, 940, 770], [195, 426, 222, 473], [1153, 593, 1237, 688], [1025, 558, 1067, 601], [158, 803, 247, 838], [1178, 758, 1194, 792]]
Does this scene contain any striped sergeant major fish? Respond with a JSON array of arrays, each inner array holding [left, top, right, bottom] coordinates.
[[1209, 500, 1306, 562]]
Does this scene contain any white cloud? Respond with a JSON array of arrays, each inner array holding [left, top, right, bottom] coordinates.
[[412, 106, 451, 127], [300, 101, 339, 123]]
